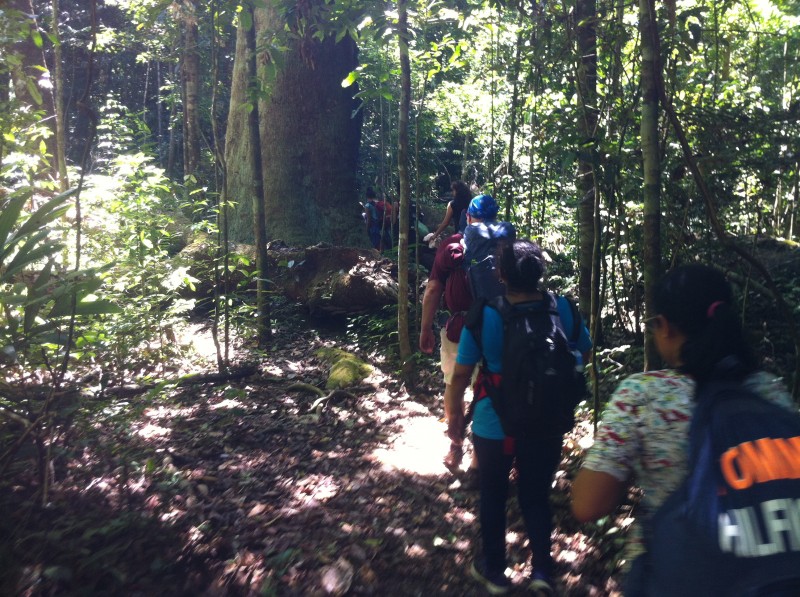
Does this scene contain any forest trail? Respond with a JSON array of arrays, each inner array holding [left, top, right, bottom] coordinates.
[[2, 306, 626, 596]]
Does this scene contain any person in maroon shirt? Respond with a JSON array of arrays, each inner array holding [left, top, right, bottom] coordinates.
[[419, 233, 477, 478]]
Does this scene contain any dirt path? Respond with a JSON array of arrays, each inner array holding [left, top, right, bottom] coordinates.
[[1, 311, 626, 596]]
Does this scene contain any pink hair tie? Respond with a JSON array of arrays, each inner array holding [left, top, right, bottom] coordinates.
[[707, 300, 724, 319]]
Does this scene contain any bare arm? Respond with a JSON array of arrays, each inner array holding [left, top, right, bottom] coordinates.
[[419, 278, 444, 354], [430, 203, 454, 239], [571, 468, 628, 523]]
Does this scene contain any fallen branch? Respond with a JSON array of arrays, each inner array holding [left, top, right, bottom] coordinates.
[[103, 364, 258, 398], [287, 383, 356, 413]]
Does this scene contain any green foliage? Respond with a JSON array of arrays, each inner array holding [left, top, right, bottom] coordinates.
[[80, 148, 198, 371], [346, 304, 400, 357]]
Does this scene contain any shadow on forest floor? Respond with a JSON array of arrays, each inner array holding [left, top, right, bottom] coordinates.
[[1, 305, 629, 596]]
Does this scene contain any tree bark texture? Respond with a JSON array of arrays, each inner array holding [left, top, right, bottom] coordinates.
[[7, 0, 58, 174], [245, 3, 271, 346], [575, 0, 598, 323], [180, 0, 201, 179], [225, 5, 364, 247], [397, 0, 413, 368], [51, 0, 69, 190], [640, 0, 662, 370]]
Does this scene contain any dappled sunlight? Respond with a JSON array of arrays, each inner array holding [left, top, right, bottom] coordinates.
[[263, 364, 284, 376], [173, 322, 220, 362], [134, 404, 197, 439], [136, 422, 171, 439], [291, 473, 341, 505], [210, 398, 247, 410], [370, 416, 450, 476]]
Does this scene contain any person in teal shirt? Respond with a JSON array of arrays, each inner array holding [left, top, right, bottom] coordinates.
[[444, 239, 591, 595]]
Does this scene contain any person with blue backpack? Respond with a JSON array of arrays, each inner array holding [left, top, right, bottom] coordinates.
[[445, 239, 591, 595], [572, 264, 800, 596], [462, 194, 516, 302]]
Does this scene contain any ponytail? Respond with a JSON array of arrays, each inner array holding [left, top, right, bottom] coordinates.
[[654, 264, 756, 386]]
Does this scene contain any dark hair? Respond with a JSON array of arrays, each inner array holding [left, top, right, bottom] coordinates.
[[653, 264, 756, 384], [451, 180, 471, 210], [498, 240, 544, 294], [449, 180, 471, 233], [366, 187, 377, 199]]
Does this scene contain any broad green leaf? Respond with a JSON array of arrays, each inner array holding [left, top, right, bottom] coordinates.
[[31, 29, 43, 48], [31, 260, 54, 292], [1, 228, 52, 274], [49, 297, 121, 318], [26, 79, 43, 105], [14, 188, 76, 239], [0, 193, 28, 252], [3, 240, 61, 281], [239, 9, 252, 31], [341, 70, 359, 88]]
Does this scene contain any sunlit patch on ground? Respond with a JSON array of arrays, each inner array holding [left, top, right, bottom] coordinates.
[[291, 473, 341, 504], [370, 416, 450, 476], [174, 322, 221, 362], [136, 422, 171, 439]]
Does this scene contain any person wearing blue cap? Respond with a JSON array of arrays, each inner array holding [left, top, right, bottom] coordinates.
[[463, 194, 516, 301]]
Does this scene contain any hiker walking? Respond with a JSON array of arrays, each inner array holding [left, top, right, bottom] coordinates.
[[419, 231, 479, 482], [424, 180, 472, 246], [461, 194, 515, 301], [572, 264, 800, 595], [364, 187, 392, 251], [446, 240, 591, 595]]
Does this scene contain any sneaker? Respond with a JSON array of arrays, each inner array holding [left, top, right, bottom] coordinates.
[[529, 570, 554, 595], [470, 561, 511, 595]]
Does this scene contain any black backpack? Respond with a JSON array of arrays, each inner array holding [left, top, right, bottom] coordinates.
[[631, 374, 800, 596], [465, 292, 587, 439]]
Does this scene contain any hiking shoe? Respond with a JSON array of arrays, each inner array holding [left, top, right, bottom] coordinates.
[[529, 570, 554, 595], [443, 444, 463, 472], [470, 561, 511, 595]]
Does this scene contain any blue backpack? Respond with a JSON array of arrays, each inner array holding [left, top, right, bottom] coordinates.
[[631, 375, 800, 596], [463, 221, 515, 302]]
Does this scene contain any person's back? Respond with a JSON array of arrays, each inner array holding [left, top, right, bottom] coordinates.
[[461, 194, 515, 301], [463, 220, 515, 268], [572, 264, 800, 596]]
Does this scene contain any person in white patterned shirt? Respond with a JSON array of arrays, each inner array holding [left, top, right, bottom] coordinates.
[[571, 264, 794, 586]]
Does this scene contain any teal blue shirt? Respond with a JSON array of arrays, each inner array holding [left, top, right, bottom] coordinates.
[[456, 295, 592, 439]]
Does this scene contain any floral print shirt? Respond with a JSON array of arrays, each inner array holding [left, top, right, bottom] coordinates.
[[582, 368, 795, 565]]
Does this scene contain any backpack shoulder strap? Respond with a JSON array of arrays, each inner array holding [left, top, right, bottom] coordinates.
[[562, 295, 582, 343], [465, 296, 508, 349]]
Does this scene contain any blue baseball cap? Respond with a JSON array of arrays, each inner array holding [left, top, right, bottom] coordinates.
[[467, 194, 499, 220]]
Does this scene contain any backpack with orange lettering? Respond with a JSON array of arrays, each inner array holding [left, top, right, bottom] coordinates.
[[634, 377, 800, 596]]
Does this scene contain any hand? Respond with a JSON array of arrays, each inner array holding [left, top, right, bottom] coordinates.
[[419, 327, 436, 354], [423, 232, 435, 242], [447, 414, 465, 444]]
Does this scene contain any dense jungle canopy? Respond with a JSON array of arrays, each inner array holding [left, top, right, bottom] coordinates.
[[2, 0, 800, 594]]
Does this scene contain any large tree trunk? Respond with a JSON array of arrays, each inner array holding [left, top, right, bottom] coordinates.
[[225, 5, 364, 247], [503, 22, 524, 223], [640, 0, 662, 370]]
